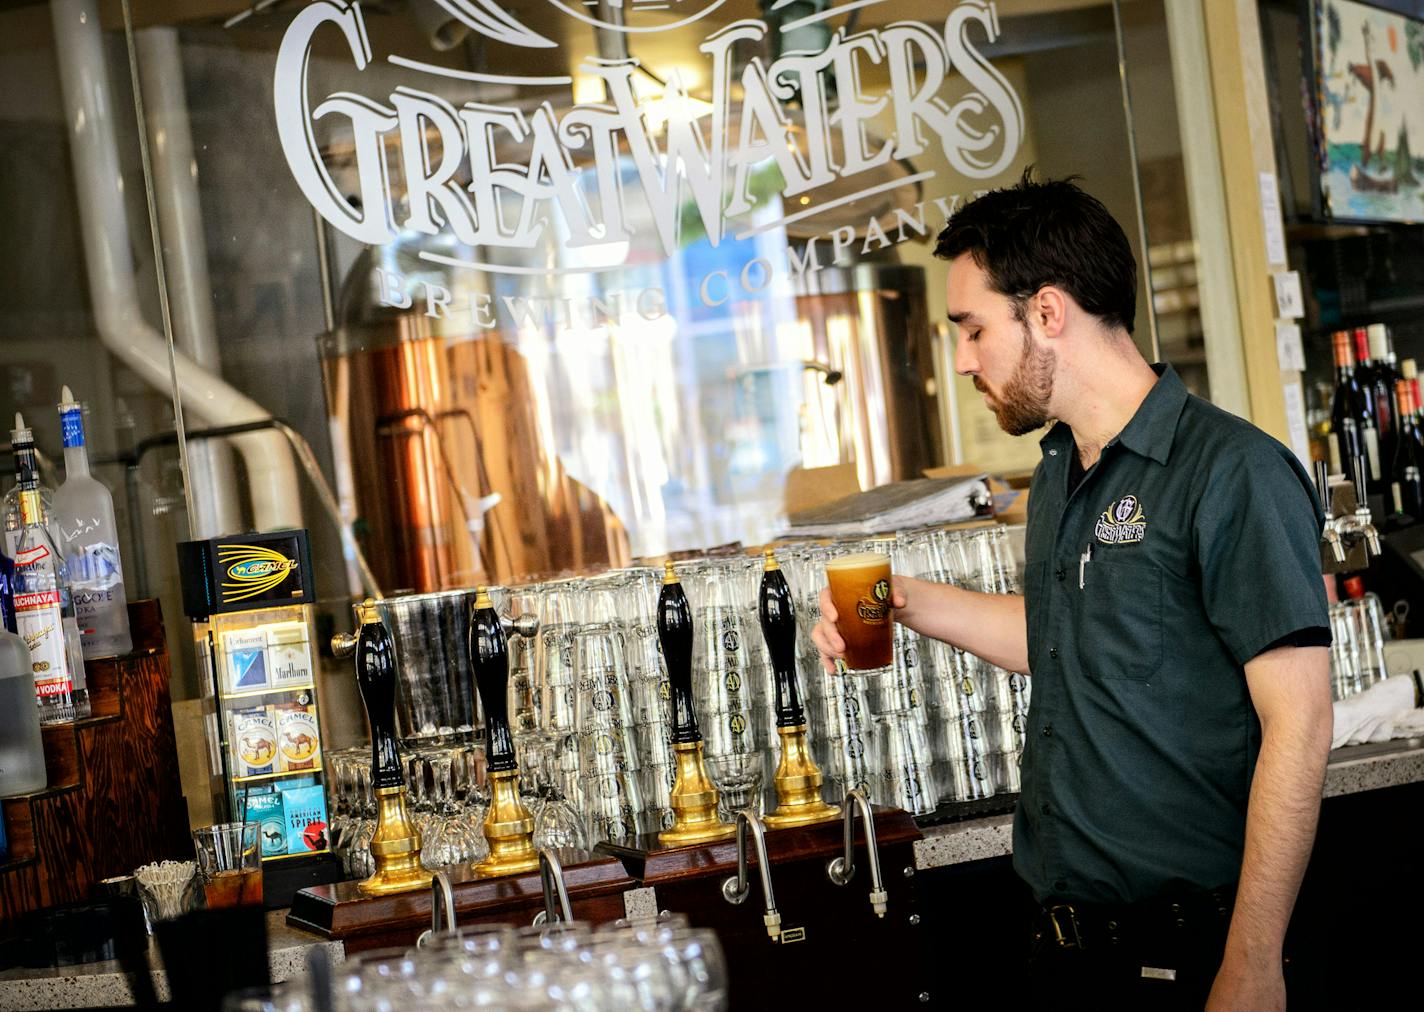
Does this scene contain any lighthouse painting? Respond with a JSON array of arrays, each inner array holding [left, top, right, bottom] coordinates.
[[1317, 0, 1424, 222]]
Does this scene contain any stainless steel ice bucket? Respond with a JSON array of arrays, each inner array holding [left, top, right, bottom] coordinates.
[[373, 589, 483, 744]]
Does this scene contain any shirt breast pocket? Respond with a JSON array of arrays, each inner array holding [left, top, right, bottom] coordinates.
[[1078, 555, 1163, 682]]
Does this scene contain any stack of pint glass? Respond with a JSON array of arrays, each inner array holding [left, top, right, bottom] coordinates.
[[602, 567, 678, 834], [782, 546, 875, 804], [832, 538, 938, 817], [680, 558, 766, 819], [569, 579, 646, 845], [962, 527, 1029, 793]]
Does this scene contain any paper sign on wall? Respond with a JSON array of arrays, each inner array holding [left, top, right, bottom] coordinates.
[[1282, 381, 1312, 469], [1272, 272, 1305, 319], [1259, 172, 1287, 267], [1276, 322, 1306, 371]]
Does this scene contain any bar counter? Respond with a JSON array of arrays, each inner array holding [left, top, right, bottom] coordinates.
[[3, 738, 1420, 1009]]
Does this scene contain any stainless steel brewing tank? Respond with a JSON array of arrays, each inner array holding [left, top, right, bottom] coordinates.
[[792, 264, 942, 490]]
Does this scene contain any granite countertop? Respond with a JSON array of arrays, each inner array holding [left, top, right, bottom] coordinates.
[[914, 737, 1424, 871], [0, 909, 342, 1010]]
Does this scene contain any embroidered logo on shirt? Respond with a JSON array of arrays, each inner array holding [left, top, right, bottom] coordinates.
[[1095, 494, 1147, 545]]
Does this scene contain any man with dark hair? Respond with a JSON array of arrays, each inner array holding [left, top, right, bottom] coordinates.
[[813, 171, 1332, 1010]]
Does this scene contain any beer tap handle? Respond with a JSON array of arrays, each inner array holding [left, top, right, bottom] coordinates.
[[350, 599, 404, 790], [758, 548, 806, 728], [470, 587, 517, 773], [1313, 460, 1331, 521], [658, 560, 703, 745], [1352, 455, 1369, 512]]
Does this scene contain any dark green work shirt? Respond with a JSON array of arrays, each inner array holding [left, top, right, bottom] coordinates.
[[1017, 364, 1329, 905]]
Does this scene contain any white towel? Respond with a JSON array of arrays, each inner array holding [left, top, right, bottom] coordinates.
[[1331, 674, 1420, 749]]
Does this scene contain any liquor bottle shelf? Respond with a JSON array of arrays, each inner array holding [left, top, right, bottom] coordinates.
[[0, 599, 189, 925]]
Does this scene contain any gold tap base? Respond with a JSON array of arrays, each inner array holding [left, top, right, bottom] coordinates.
[[763, 724, 841, 829], [658, 742, 737, 847], [473, 768, 540, 878], [358, 786, 428, 896]]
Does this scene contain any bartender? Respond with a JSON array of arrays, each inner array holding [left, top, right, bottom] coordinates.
[[812, 173, 1332, 1010]]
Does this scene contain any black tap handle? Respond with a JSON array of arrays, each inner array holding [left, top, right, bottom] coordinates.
[[470, 588, 517, 773], [657, 561, 702, 745], [353, 602, 404, 790], [758, 550, 805, 728]]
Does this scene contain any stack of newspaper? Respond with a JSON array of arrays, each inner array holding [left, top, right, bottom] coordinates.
[[784, 475, 993, 538]]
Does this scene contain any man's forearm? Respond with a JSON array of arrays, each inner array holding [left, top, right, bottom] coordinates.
[[1223, 710, 1331, 964], [896, 575, 1031, 674]]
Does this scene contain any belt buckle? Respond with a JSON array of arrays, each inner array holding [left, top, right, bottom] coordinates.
[[1047, 904, 1083, 950]]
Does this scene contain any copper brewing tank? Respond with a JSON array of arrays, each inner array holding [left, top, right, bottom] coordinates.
[[794, 264, 942, 491], [319, 255, 630, 592]]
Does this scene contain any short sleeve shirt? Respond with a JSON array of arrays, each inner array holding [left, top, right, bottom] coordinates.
[[1016, 364, 1330, 905]]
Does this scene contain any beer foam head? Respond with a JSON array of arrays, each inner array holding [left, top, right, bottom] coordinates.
[[825, 551, 891, 571]]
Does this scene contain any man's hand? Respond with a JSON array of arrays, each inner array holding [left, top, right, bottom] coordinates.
[[810, 579, 910, 673], [1206, 952, 1285, 1012]]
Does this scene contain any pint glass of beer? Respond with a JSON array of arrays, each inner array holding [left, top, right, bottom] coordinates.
[[826, 552, 895, 672]]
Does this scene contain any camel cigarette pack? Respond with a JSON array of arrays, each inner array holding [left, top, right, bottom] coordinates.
[[246, 791, 288, 858], [274, 703, 320, 772], [230, 706, 277, 776], [282, 785, 329, 854]]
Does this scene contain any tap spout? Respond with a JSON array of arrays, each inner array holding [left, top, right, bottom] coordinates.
[[720, 810, 781, 940], [534, 848, 574, 926], [416, 870, 457, 948], [825, 790, 888, 917]]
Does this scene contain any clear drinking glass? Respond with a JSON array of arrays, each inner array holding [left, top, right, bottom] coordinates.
[[192, 822, 263, 908]]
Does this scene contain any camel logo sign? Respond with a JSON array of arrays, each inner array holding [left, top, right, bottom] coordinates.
[[273, 0, 1024, 274]]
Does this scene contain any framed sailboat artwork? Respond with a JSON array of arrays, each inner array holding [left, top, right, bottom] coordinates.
[[1312, 0, 1424, 222]]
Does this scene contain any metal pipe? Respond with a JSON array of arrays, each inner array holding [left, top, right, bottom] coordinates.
[[720, 810, 781, 940], [52, 0, 303, 534], [825, 789, 888, 917], [537, 849, 573, 925], [134, 26, 243, 539]]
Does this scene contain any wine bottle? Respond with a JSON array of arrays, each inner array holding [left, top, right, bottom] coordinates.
[[1328, 331, 1369, 480], [1367, 324, 1398, 466], [1391, 378, 1424, 525], [53, 388, 131, 659], [1351, 328, 1382, 484]]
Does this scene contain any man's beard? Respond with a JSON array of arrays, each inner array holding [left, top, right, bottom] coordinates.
[[973, 325, 1055, 436]]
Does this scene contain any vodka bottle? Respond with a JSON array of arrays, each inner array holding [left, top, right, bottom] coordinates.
[[3, 415, 55, 558], [10, 415, 90, 724], [0, 554, 47, 796], [53, 388, 131, 658]]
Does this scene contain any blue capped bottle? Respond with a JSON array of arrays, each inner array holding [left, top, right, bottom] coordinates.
[[53, 387, 130, 658]]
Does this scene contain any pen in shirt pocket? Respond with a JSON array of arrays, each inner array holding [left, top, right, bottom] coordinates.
[[1079, 544, 1093, 590]]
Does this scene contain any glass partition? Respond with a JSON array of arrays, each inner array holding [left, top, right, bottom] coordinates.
[[0, 0, 1231, 741]]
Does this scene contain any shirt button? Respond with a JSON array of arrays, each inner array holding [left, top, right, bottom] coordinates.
[[1054, 879, 1069, 892], [1041, 725, 1053, 737], [1040, 802, 1051, 815], [1048, 647, 1059, 659], [1054, 568, 1065, 582], [1049, 449, 1058, 456]]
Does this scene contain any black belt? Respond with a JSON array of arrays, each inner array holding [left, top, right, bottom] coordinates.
[[1036, 885, 1236, 951]]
